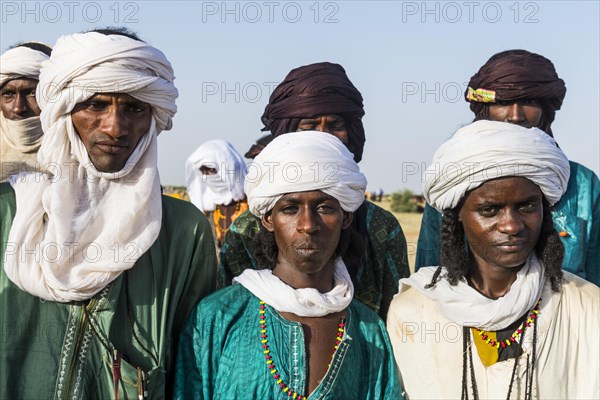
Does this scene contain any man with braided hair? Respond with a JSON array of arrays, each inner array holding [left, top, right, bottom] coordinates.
[[416, 50, 600, 286], [220, 62, 410, 320], [0, 28, 216, 398], [0, 41, 51, 181], [388, 120, 599, 399]]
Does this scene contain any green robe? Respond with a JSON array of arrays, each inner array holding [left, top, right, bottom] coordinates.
[[175, 284, 403, 399], [0, 182, 217, 399], [219, 201, 410, 319]]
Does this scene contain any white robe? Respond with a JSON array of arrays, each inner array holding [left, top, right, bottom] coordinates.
[[387, 271, 599, 399]]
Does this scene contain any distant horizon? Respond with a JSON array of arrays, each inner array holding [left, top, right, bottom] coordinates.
[[2, 1, 598, 192]]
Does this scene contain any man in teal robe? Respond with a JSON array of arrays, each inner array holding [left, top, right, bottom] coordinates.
[[176, 131, 402, 399]]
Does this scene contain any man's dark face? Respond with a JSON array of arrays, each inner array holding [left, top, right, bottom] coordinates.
[[297, 114, 349, 145], [459, 177, 544, 272], [71, 93, 152, 173], [1, 78, 41, 120], [488, 100, 543, 130]]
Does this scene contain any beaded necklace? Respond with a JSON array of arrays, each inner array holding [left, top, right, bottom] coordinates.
[[259, 300, 345, 399], [475, 298, 541, 349], [462, 298, 540, 400]]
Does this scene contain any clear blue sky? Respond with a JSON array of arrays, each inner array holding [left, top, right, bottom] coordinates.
[[2, 1, 598, 193]]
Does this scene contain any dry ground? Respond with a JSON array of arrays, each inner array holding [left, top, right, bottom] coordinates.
[[376, 197, 423, 273]]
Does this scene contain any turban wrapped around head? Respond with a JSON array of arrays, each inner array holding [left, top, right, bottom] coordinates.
[[423, 120, 570, 212], [185, 140, 247, 213], [465, 50, 566, 109], [245, 131, 367, 217], [261, 62, 366, 162], [36, 31, 178, 176], [465, 50, 566, 135], [0, 45, 50, 156], [5, 31, 178, 302], [0, 45, 49, 87]]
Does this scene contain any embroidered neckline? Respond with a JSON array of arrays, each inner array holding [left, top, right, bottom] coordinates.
[[259, 300, 344, 399]]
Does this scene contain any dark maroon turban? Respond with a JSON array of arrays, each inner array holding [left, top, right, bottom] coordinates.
[[261, 62, 366, 162], [465, 50, 566, 135]]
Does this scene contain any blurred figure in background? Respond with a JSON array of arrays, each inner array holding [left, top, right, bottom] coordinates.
[[186, 139, 248, 252]]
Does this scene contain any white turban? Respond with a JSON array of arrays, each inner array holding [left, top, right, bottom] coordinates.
[[0, 44, 49, 87], [245, 131, 367, 217], [185, 140, 247, 213], [5, 32, 178, 302], [423, 120, 570, 212], [0, 45, 50, 160]]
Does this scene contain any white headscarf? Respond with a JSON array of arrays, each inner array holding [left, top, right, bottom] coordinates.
[[0, 45, 49, 87], [236, 131, 366, 315], [0, 45, 50, 155], [185, 140, 247, 213], [410, 120, 571, 330], [4, 32, 178, 302], [245, 131, 367, 217], [423, 120, 570, 212]]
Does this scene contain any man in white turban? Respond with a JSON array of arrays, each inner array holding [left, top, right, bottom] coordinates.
[[185, 139, 248, 250], [175, 131, 402, 399], [0, 41, 51, 181], [387, 120, 599, 399], [220, 63, 411, 321], [0, 28, 216, 399], [416, 50, 600, 288]]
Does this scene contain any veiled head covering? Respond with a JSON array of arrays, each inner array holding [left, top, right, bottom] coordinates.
[[245, 131, 367, 217], [465, 50, 566, 135], [261, 62, 366, 162], [423, 120, 570, 212], [185, 140, 247, 213], [0, 44, 50, 87], [5, 31, 178, 302], [0, 43, 51, 165]]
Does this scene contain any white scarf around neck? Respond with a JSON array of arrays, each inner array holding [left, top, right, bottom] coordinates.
[[0, 113, 44, 153], [233, 257, 354, 317], [401, 254, 545, 330]]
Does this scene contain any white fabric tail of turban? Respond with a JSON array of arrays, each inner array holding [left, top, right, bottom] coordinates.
[[245, 131, 367, 217], [0, 45, 49, 87], [423, 120, 570, 212], [185, 139, 248, 213], [5, 32, 178, 302]]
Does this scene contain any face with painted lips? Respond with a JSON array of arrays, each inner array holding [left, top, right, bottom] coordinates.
[[71, 93, 152, 173], [262, 190, 353, 285], [459, 177, 544, 272]]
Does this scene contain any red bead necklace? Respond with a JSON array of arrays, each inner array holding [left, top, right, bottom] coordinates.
[[259, 300, 345, 399], [475, 297, 541, 349]]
